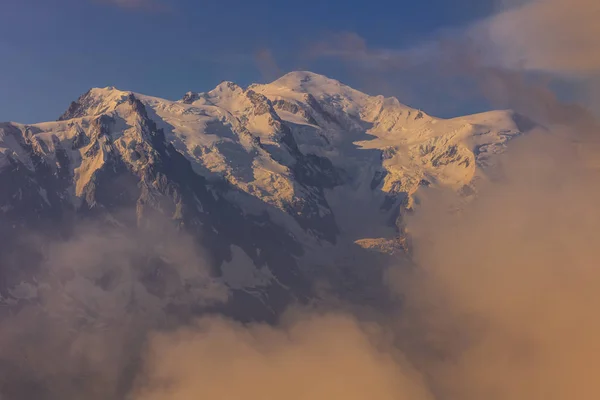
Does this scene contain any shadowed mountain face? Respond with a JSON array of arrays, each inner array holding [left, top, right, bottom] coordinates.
[[0, 71, 534, 399]]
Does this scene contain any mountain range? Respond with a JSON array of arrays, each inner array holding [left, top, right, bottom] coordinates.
[[0, 71, 535, 322]]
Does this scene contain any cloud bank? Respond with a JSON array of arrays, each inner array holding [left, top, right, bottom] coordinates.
[[306, 0, 600, 119], [394, 127, 600, 400], [131, 312, 433, 400], [0, 218, 226, 399], [481, 0, 600, 75]]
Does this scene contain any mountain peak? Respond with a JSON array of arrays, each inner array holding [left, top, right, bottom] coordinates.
[[58, 86, 130, 121], [269, 71, 344, 91]]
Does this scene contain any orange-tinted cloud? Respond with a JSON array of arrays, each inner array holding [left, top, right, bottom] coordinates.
[[479, 0, 600, 75], [392, 128, 600, 400], [130, 312, 434, 400]]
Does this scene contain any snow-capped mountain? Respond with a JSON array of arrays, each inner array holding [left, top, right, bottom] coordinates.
[[0, 71, 534, 320]]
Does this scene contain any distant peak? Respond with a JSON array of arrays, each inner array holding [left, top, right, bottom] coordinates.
[[259, 71, 377, 104]]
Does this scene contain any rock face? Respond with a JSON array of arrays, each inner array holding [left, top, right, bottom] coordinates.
[[0, 71, 533, 322]]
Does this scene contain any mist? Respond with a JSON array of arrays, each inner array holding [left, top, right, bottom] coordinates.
[[0, 217, 226, 399], [394, 128, 600, 400], [483, 0, 600, 75], [130, 312, 433, 400]]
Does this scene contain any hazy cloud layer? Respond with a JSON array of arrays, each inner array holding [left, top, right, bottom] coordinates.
[[481, 0, 600, 75], [0, 218, 227, 399], [306, 0, 600, 119], [310, 0, 600, 78], [131, 312, 433, 400], [393, 127, 600, 400]]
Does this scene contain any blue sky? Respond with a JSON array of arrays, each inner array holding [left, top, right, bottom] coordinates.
[[1, 0, 497, 123]]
